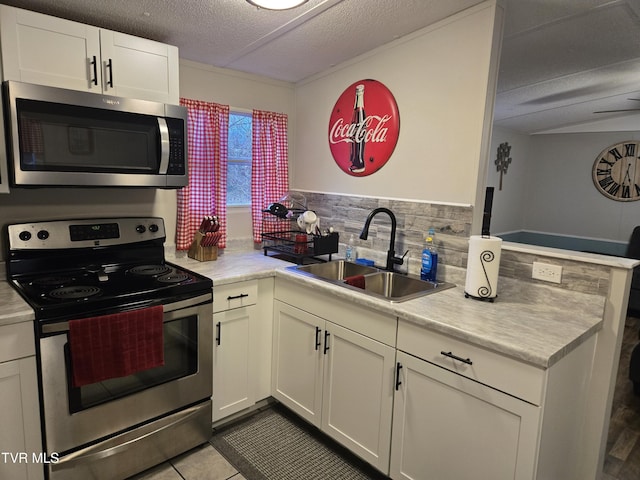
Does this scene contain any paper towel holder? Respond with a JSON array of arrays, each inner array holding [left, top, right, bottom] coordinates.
[[464, 237, 501, 302], [465, 293, 496, 302], [464, 187, 500, 302], [464, 250, 498, 301]]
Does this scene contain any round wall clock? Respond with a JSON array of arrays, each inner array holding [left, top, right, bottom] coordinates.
[[592, 141, 640, 202]]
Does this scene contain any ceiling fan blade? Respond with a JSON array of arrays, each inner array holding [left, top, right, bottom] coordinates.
[[594, 108, 640, 113]]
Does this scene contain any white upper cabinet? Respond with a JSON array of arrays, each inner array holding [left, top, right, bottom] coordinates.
[[97, 30, 179, 103], [0, 5, 179, 104]]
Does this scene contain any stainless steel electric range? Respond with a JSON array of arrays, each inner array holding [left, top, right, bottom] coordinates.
[[6, 217, 213, 480]]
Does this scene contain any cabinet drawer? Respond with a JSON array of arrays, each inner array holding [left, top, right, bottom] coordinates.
[[397, 321, 545, 405], [213, 281, 258, 313], [0, 321, 35, 363]]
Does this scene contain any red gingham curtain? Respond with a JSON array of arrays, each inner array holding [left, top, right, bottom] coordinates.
[[176, 98, 229, 250], [251, 110, 289, 243]]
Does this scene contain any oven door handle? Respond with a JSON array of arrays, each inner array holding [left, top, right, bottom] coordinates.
[[50, 402, 209, 471], [41, 292, 212, 335]]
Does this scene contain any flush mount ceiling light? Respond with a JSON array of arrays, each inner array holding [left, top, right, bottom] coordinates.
[[247, 0, 308, 10]]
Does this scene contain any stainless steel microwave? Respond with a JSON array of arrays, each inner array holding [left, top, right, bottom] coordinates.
[[3, 81, 188, 188]]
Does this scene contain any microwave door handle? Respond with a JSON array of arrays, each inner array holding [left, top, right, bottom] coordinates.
[[158, 117, 170, 174]]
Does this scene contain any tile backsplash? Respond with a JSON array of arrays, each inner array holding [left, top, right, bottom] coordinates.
[[299, 191, 611, 296], [302, 190, 470, 271]]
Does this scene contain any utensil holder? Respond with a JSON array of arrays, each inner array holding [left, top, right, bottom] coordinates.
[[313, 232, 339, 255], [188, 232, 218, 262]]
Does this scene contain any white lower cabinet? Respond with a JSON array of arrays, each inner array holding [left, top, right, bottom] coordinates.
[[390, 351, 540, 480], [212, 279, 273, 422], [271, 301, 323, 424], [322, 321, 395, 469], [272, 278, 598, 479], [0, 322, 43, 480], [272, 287, 396, 473], [392, 319, 597, 480], [213, 304, 256, 421]]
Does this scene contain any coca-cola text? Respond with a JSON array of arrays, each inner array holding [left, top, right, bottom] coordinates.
[[329, 115, 392, 145]]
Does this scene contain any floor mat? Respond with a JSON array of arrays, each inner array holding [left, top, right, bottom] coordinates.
[[209, 405, 389, 480]]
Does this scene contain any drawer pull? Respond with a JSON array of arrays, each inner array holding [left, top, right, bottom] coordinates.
[[106, 58, 114, 87], [315, 326, 321, 351], [227, 293, 249, 301], [395, 362, 403, 390], [440, 351, 473, 365], [90, 56, 98, 86], [323, 330, 330, 354], [215, 321, 221, 345]]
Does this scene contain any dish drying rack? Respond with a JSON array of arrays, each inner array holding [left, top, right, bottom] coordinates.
[[261, 193, 339, 264]]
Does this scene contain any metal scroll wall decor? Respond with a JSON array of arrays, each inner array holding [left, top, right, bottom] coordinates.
[[328, 79, 400, 177], [495, 142, 512, 190]]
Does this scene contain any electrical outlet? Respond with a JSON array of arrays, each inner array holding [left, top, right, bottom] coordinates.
[[532, 262, 562, 284]]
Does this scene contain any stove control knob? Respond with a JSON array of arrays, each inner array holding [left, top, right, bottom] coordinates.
[[149, 224, 159, 233], [136, 225, 146, 234], [37, 230, 49, 240], [19, 231, 31, 241]]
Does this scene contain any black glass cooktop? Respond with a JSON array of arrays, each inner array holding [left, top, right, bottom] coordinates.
[[11, 261, 212, 321]]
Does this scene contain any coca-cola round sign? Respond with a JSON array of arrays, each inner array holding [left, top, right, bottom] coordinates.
[[328, 79, 400, 177]]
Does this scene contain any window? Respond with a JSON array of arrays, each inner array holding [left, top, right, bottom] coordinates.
[[227, 112, 252, 206]]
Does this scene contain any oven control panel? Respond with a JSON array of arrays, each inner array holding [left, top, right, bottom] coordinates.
[[7, 217, 166, 249]]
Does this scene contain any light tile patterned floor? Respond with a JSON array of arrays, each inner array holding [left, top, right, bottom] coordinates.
[[129, 444, 245, 480]]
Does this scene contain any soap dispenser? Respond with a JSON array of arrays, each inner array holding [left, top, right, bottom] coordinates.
[[420, 228, 438, 281], [346, 234, 355, 261]]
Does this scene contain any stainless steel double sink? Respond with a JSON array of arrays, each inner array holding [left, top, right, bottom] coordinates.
[[286, 260, 455, 303]]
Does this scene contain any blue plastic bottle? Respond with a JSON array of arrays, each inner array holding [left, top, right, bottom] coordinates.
[[420, 228, 438, 281]]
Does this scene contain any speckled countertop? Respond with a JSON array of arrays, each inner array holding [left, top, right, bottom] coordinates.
[[0, 279, 35, 326], [169, 251, 605, 369], [1, 251, 607, 369]]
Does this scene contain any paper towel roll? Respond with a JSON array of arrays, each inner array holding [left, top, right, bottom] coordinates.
[[464, 235, 502, 300]]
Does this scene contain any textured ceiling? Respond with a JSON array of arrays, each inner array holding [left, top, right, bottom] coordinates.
[[495, 0, 640, 134], [0, 0, 484, 82], [1, 0, 639, 134]]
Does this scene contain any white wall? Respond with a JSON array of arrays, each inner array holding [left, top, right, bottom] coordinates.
[[487, 126, 532, 234], [489, 129, 640, 244], [179, 60, 295, 116], [291, 2, 502, 208]]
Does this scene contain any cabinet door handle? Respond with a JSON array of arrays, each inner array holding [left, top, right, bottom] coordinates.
[[315, 326, 321, 351], [106, 58, 114, 88], [227, 293, 249, 301], [215, 321, 221, 346], [90, 56, 98, 86], [395, 362, 403, 390], [323, 330, 330, 354], [440, 351, 473, 365]]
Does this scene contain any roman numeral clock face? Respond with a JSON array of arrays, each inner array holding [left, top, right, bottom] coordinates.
[[592, 141, 640, 202]]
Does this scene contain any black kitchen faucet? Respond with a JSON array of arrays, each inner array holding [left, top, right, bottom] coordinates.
[[359, 207, 407, 272]]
